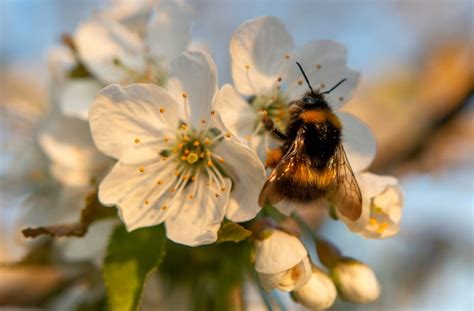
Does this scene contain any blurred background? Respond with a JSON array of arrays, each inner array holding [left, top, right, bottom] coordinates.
[[1, 0, 473, 310]]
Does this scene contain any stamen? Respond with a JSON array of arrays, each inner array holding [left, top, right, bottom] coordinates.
[[193, 140, 200, 146], [159, 107, 165, 113], [138, 167, 145, 173], [144, 200, 149, 205], [134, 138, 141, 144], [284, 53, 290, 59]]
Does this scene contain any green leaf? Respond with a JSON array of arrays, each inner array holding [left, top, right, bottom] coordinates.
[[103, 225, 166, 311], [217, 222, 251, 243]]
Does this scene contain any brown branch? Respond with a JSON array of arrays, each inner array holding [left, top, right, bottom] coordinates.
[[22, 191, 115, 239]]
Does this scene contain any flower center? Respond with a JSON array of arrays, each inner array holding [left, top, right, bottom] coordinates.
[[249, 92, 289, 136]]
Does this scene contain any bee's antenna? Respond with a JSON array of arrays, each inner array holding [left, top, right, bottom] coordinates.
[[321, 78, 347, 95], [296, 62, 314, 94]]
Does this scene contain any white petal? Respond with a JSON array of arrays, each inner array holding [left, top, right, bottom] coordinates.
[[75, 17, 145, 84], [21, 187, 87, 227], [214, 84, 257, 139], [146, 0, 193, 66], [60, 79, 103, 120], [89, 83, 179, 159], [254, 229, 307, 274], [99, 150, 176, 231], [165, 177, 231, 246], [339, 111, 377, 172], [258, 256, 311, 292], [285, 40, 359, 109], [213, 138, 266, 222], [38, 115, 107, 187], [48, 46, 75, 85], [58, 219, 116, 265], [230, 16, 294, 96], [168, 51, 218, 127]]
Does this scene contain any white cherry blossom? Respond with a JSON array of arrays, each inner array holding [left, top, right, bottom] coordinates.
[[89, 51, 266, 246], [343, 172, 404, 238], [217, 16, 404, 237], [254, 229, 312, 291], [57, 0, 193, 120]]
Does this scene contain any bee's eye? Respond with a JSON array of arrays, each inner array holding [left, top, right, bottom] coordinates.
[[303, 97, 316, 104]]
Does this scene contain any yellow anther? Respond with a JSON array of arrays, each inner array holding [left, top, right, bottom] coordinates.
[[183, 175, 189, 180], [175, 171, 181, 176], [182, 92, 188, 98], [225, 132, 232, 138], [207, 160, 213, 167], [178, 143, 184, 149], [245, 135, 251, 141], [159, 107, 165, 113], [188, 194, 194, 199], [138, 166, 145, 173], [215, 193, 220, 198], [134, 138, 141, 144], [170, 188, 176, 193], [221, 187, 226, 192], [193, 140, 200, 147], [184, 149, 190, 155], [181, 155, 187, 161], [187, 152, 199, 164], [161, 205, 168, 210], [157, 180, 162, 185], [163, 137, 169, 143], [191, 176, 197, 182], [284, 54, 290, 59], [369, 218, 378, 226], [206, 151, 211, 157], [201, 119, 206, 124], [316, 64, 321, 69], [374, 207, 384, 214], [204, 137, 211, 145], [376, 223, 389, 234], [199, 152, 205, 158], [180, 124, 188, 130], [144, 200, 149, 205], [218, 158, 225, 164], [244, 64, 250, 70], [298, 79, 303, 85], [210, 110, 216, 116], [161, 157, 168, 161], [277, 76, 282, 82]]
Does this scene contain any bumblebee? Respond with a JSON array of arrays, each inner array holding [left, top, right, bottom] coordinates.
[[258, 62, 362, 221]]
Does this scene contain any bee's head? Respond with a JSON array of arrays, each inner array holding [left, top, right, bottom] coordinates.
[[295, 61, 347, 108], [301, 92, 329, 109]]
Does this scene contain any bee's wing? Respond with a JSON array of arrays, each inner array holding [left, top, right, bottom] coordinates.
[[326, 144, 363, 221], [258, 127, 306, 207]]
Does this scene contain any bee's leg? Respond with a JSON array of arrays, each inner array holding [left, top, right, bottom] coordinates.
[[265, 147, 283, 168], [262, 115, 287, 140]]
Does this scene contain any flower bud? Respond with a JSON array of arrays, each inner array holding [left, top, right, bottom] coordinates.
[[292, 265, 337, 310], [331, 258, 380, 303], [254, 229, 311, 291]]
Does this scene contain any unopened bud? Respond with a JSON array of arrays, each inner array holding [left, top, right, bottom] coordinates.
[[331, 258, 380, 304]]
